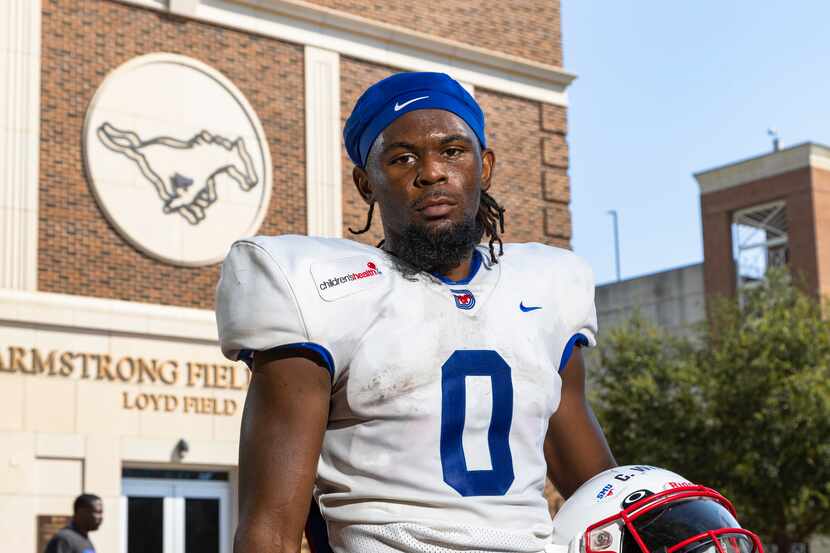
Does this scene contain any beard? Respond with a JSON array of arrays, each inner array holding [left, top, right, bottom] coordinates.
[[388, 216, 484, 279]]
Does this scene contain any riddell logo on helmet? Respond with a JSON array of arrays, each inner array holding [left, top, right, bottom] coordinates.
[[663, 481, 692, 490], [319, 262, 381, 290]]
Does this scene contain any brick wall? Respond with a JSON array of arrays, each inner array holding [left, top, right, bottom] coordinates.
[[340, 57, 395, 248], [39, 0, 306, 309], [37, 515, 71, 553], [478, 89, 570, 248], [305, 0, 563, 67], [340, 57, 572, 251]]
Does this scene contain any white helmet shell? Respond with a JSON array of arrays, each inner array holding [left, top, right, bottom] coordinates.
[[551, 465, 692, 546]]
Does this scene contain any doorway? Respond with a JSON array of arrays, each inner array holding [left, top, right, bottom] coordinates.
[[121, 468, 231, 553]]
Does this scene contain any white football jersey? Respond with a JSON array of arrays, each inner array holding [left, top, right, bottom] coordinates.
[[216, 235, 598, 553]]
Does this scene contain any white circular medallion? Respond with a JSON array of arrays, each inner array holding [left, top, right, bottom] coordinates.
[[83, 53, 273, 266]]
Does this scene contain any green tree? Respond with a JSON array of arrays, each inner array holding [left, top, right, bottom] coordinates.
[[592, 270, 830, 553], [592, 315, 711, 480]]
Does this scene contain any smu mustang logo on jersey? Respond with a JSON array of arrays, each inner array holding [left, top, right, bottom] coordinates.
[[451, 289, 476, 310]]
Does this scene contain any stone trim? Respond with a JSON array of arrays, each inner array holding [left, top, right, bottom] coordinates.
[[305, 46, 343, 237], [695, 142, 830, 194], [0, 290, 217, 342]]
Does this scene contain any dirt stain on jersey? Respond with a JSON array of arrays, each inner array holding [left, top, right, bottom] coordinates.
[[359, 368, 434, 408]]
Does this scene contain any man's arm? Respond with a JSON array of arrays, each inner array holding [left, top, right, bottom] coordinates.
[[234, 348, 332, 553], [544, 348, 616, 499]]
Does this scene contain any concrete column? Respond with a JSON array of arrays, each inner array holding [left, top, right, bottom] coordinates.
[[85, 435, 122, 553], [304, 46, 342, 238], [0, 0, 41, 291]]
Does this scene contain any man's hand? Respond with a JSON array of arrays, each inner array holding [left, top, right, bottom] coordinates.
[[544, 348, 616, 499], [234, 348, 331, 553]]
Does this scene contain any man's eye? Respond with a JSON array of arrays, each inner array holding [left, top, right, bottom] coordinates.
[[444, 147, 464, 157], [392, 154, 416, 165]]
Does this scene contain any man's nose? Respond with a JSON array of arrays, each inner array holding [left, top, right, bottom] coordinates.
[[415, 152, 447, 187]]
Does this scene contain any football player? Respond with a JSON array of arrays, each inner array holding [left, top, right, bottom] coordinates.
[[216, 72, 616, 553]]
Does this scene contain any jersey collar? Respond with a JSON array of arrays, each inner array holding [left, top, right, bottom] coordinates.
[[431, 249, 483, 285]]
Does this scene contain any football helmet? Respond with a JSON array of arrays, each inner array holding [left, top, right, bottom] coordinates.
[[548, 466, 763, 553]]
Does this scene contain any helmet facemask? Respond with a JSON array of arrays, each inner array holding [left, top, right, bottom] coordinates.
[[582, 486, 764, 553]]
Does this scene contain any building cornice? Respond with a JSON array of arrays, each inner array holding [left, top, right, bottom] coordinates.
[[232, 0, 576, 86], [115, 0, 576, 105], [0, 289, 217, 342], [694, 142, 830, 195]]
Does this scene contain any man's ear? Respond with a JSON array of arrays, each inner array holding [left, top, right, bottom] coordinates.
[[480, 148, 495, 192], [353, 166, 373, 205]]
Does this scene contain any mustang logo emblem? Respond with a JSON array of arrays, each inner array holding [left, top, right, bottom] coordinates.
[[96, 122, 259, 225]]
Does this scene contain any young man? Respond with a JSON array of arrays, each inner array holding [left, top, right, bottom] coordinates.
[[43, 494, 102, 553], [216, 72, 616, 553]]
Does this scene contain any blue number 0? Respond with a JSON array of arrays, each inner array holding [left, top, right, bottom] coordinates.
[[440, 350, 514, 496]]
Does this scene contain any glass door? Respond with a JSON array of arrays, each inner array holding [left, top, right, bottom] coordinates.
[[184, 496, 221, 552], [122, 470, 230, 553], [127, 494, 165, 552]]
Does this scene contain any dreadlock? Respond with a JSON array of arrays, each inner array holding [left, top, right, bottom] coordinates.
[[348, 201, 385, 249], [348, 191, 506, 262], [348, 201, 376, 235], [478, 190, 506, 262]]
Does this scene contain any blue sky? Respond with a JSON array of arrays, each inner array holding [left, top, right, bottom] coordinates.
[[563, 1, 830, 285]]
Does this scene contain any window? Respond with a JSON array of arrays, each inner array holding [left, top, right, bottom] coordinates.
[[732, 201, 788, 291]]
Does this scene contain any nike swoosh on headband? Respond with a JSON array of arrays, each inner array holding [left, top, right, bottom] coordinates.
[[394, 96, 430, 111]]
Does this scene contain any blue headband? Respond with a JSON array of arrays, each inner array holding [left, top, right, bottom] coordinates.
[[343, 72, 487, 168]]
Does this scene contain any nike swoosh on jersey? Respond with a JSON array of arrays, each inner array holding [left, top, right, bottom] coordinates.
[[394, 96, 429, 111], [519, 302, 542, 312]]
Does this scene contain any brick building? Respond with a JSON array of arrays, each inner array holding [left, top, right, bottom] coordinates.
[[697, 142, 830, 300], [596, 142, 830, 337], [0, 0, 576, 551]]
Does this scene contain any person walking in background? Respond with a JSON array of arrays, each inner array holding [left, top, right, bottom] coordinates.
[[44, 494, 103, 553]]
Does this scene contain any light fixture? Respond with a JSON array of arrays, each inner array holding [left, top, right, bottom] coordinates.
[[173, 438, 189, 461]]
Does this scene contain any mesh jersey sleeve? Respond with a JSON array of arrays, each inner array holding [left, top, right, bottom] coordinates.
[[557, 254, 599, 371], [577, 296, 599, 348], [215, 240, 310, 366], [572, 253, 598, 347]]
